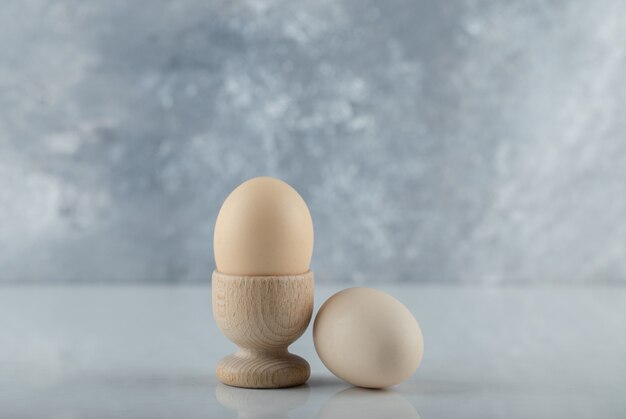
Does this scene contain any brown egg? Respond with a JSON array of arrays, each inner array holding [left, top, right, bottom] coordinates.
[[313, 288, 424, 388], [214, 176, 314, 276]]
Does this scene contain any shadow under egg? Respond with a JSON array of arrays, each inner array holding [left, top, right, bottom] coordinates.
[[317, 387, 420, 419]]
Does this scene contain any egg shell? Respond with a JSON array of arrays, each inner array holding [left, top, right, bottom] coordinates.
[[313, 287, 424, 388], [214, 176, 314, 276]]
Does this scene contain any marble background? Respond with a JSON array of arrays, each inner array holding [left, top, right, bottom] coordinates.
[[1, 0, 625, 284]]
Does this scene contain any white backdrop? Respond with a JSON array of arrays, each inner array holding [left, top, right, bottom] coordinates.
[[1, 0, 625, 284]]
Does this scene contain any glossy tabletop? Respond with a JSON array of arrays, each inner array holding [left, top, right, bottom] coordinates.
[[1, 285, 625, 418]]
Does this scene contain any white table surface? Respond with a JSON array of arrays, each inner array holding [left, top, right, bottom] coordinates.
[[1, 284, 625, 418]]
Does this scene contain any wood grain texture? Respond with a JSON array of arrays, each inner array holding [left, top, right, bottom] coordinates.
[[212, 270, 314, 388]]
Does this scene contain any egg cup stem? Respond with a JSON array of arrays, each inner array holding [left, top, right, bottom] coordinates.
[[212, 270, 314, 388]]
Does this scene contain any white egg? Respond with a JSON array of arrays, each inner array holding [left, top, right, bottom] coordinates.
[[313, 288, 424, 388]]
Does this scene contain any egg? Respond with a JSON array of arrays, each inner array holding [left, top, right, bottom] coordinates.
[[214, 176, 314, 276], [313, 288, 424, 388]]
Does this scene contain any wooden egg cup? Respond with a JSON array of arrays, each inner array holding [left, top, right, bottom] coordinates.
[[212, 270, 314, 389]]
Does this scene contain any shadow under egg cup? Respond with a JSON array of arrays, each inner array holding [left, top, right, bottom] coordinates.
[[212, 270, 314, 389]]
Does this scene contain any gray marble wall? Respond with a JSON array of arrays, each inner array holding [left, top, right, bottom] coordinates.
[[1, 0, 625, 284]]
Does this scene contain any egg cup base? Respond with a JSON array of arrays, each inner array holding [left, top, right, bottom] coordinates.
[[217, 351, 310, 389]]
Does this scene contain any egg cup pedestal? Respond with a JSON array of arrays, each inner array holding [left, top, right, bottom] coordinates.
[[212, 270, 314, 389]]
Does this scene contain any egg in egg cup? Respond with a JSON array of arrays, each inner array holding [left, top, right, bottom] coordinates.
[[212, 177, 315, 388]]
